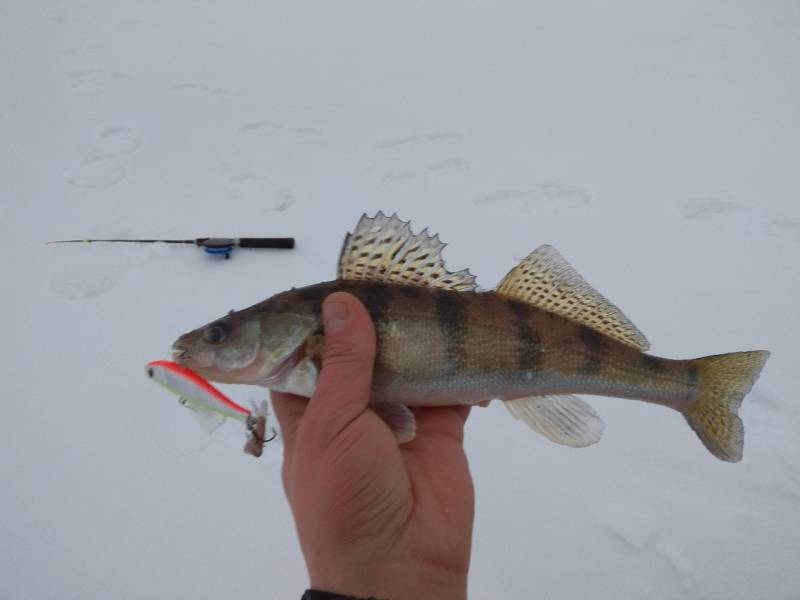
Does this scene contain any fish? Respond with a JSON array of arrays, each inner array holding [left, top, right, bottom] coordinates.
[[146, 359, 272, 457], [172, 212, 770, 462]]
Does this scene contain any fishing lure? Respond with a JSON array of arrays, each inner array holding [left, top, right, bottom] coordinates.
[[146, 359, 275, 457], [48, 236, 295, 259]]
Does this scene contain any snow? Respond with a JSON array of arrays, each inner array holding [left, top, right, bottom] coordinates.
[[2, 1, 799, 598]]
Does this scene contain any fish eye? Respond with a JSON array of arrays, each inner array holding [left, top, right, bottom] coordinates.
[[204, 321, 230, 344]]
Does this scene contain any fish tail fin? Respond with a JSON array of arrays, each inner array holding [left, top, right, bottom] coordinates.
[[683, 350, 769, 462]]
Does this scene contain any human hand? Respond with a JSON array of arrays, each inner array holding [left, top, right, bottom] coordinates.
[[272, 292, 474, 600]]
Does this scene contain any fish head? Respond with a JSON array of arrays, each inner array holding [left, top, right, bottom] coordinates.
[[172, 305, 318, 386]]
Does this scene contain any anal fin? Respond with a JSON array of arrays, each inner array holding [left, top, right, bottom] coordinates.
[[370, 402, 417, 444], [504, 394, 604, 448]]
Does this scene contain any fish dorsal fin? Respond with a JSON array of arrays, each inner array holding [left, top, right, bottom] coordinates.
[[496, 245, 650, 351], [337, 211, 477, 291]]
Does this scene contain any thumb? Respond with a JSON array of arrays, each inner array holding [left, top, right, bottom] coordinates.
[[302, 292, 376, 443]]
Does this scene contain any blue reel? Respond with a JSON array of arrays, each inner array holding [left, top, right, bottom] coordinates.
[[203, 244, 234, 259]]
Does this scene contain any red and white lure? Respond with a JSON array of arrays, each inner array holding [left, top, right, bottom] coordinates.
[[146, 360, 274, 457]]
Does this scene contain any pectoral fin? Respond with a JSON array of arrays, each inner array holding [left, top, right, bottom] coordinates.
[[504, 395, 604, 447], [370, 402, 417, 444]]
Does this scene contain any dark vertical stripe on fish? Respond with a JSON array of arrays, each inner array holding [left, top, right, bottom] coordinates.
[[399, 285, 422, 299], [579, 326, 606, 374], [508, 300, 542, 372], [292, 282, 334, 314], [641, 354, 665, 374], [436, 290, 468, 376], [686, 363, 700, 402], [362, 283, 392, 325], [295, 282, 333, 301]]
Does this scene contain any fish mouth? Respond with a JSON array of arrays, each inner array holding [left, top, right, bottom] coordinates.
[[171, 345, 213, 370], [172, 343, 193, 364]]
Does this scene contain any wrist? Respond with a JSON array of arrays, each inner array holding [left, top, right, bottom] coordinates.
[[308, 557, 467, 600], [302, 591, 379, 600]]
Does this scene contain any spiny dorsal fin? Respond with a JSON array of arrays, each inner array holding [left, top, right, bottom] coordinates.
[[496, 245, 649, 351], [337, 211, 477, 291]]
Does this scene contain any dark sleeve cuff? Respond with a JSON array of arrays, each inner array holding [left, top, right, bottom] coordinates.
[[302, 590, 380, 600]]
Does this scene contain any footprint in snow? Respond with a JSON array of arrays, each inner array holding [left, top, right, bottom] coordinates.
[[427, 158, 470, 172], [238, 121, 321, 136], [603, 506, 698, 596], [380, 158, 471, 186], [170, 82, 232, 96], [381, 170, 419, 185], [376, 131, 463, 150], [476, 185, 590, 211], [681, 199, 743, 222], [225, 173, 294, 212], [94, 126, 141, 158], [50, 266, 120, 300], [66, 126, 140, 189], [26, 15, 66, 24], [765, 214, 800, 243], [58, 42, 106, 56], [681, 199, 800, 244], [66, 158, 126, 189], [68, 69, 127, 96]]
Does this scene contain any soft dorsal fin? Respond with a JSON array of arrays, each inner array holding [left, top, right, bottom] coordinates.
[[496, 245, 649, 351], [337, 211, 477, 291]]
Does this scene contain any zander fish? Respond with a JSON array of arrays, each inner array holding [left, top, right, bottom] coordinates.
[[172, 212, 769, 462]]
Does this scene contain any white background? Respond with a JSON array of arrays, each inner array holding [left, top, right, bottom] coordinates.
[[3, 1, 799, 598]]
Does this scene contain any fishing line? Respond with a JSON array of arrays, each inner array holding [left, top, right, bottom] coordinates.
[[47, 236, 295, 259]]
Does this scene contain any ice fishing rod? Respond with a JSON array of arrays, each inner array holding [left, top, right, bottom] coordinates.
[[46, 236, 295, 259]]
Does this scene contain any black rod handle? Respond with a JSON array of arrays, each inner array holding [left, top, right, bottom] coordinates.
[[238, 237, 295, 249]]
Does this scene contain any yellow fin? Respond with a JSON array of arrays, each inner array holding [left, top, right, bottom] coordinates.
[[496, 245, 649, 351], [684, 350, 769, 462], [337, 212, 477, 291]]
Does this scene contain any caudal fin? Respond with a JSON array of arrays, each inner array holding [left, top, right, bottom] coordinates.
[[684, 351, 770, 462]]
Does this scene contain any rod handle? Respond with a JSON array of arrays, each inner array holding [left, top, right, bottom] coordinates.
[[238, 237, 295, 249]]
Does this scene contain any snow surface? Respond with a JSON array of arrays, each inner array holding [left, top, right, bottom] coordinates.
[[3, 1, 799, 598]]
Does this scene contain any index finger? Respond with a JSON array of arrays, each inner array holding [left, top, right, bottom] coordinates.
[[270, 391, 307, 458]]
